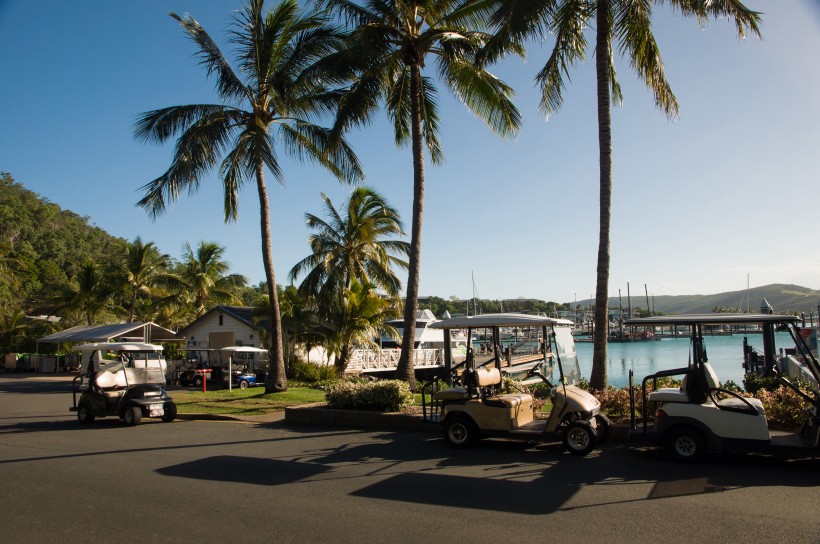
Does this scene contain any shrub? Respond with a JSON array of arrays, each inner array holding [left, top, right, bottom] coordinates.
[[743, 373, 781, 394], [754, 385, 811, 429], [289, 360, 337, 383], [325, 379, 413, 412]]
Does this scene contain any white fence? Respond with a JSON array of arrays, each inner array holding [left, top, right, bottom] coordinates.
[[346, 348, 442, 372]]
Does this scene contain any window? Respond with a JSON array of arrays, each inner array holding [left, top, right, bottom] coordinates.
[[219, 314, 223, 326]]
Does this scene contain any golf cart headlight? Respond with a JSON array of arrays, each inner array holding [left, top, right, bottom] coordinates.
[[144, 391, 160, 397]]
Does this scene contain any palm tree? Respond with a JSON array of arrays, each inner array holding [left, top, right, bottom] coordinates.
[[134, 0, 363, 393], [176, 242, 247, 317], [55, 261, 111, 326], [289, 186, 409, 302], [122, 237, 173, 322], [320, 0, 521, 390], [321, 279, 400, 376], [486, 0, 760, 389]]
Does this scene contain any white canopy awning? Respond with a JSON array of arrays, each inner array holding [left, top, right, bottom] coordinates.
[[37, 322, 181, 344]]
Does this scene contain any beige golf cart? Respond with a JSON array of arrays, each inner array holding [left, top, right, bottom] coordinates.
[[422, 314, 606, 456]]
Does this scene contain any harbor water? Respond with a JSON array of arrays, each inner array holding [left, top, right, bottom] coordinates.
[[574, 332, 795, 389]]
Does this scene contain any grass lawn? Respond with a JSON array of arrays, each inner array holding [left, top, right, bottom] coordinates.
[[171, 386, 326, 416]]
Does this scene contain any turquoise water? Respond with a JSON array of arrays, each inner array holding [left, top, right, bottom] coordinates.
[[574, 332, 795, 389]]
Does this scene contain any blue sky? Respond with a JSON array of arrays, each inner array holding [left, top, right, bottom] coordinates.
[[2, 1, 819, 306]]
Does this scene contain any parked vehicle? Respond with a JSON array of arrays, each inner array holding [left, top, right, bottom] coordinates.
[[627, 314, 820, 461], [221, 346, 269, 389], [423, 314, 606, 456], [70, 342, 176, 426], [175, 348, 225, 387]]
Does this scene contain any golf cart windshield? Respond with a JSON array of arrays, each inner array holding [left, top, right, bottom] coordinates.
[[554, 326, 582, 386], [104, 354, 166, 386]]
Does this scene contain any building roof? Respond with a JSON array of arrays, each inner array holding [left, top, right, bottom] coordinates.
[[37, 322, 180, 344], [177, 305, 270, 337]]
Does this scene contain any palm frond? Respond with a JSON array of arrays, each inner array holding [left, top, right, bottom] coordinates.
[[170, 12, 247, 103], [535, 0, 591, 116], [614, 0, 678, 119], [437, 56, 521, 138]]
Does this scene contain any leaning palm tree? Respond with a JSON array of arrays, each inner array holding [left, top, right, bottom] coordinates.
[[485, 0, 761, 389], [176, 242, 247, 317], [288, 186, 409, 303], [134, 0, 363, 392], [319, 0, 521, 390]]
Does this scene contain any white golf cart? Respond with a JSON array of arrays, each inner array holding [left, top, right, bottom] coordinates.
[[627, 314, 820, 461], [422, 314, 606, 456], [70, 342, 177, 426]]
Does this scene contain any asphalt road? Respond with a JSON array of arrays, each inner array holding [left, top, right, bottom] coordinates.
[[1, 373, 819, 543]]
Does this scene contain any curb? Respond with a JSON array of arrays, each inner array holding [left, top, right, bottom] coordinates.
[[179, 405, 633, 441], [284, 404, 632, 440], [285, 404, 436, 433]]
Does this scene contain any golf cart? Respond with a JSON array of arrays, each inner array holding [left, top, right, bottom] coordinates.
[[175, 348, 225, 387], [627, 314, 820, 461], [423, 314, 606, 456], [220, 346, 269, 389], [70, 342, 177, 426]]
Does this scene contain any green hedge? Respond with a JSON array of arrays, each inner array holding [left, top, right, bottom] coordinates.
[[325, 380, 413, 412]]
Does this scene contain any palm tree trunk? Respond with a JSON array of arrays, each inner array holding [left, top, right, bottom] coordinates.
[[396, 63, 424, 392], [336, 342, 350, 379], [591, 0, 612, 391], [256, 159, 288, 393]]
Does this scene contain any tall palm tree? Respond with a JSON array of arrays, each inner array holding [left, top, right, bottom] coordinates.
[[134, 0, 363, 393], [122, 237, 173, 322], [486, 0, 760, 389], [320, 0, 521, 390], [288, 186, 409, 302], [177, 242, 247, 317]]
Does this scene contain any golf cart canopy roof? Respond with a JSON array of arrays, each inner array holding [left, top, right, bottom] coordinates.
[[220, 346, 268, 353], [75, 342, 164, 352], [430, 313, 574, 329], [625, 314, 799, 327]]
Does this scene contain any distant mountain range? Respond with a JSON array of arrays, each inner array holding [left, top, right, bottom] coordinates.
[[571, 284, 820, 315]]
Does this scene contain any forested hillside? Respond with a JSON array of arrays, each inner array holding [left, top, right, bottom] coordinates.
[[0, 172, 126, 314]]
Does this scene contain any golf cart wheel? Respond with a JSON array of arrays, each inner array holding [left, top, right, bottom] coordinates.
[[563, 420, 596, 456], [594, 414, 611, 445], [123, 406, 142, 427], [193, 376, 204, 387], [239, 380, 249, 390], [77, 403, 95, 424], [668, 427, 705, 462], [162, 402, 177, 423], [444, 414, 478, 449]]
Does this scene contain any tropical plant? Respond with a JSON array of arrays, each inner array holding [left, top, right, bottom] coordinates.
[[134, 0, 363, 393], [320, 279, 400, 377], [485, 0, 761, 389], [289, 186, 409, 302], [52, 261, 114, 326], [175, 242, 247, 317], [120, 237, 174, 322], [320, 0, 521, 390]]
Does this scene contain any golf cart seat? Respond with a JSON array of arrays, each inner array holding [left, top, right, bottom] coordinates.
[[94, 369, 128, 399], [476, 367, 531, 409], [659, 363, 765, 415]]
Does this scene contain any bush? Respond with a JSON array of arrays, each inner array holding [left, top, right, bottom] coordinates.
[[743, 373, 781, 394], [754, 385, 812, 429], [325, 379, 414, 412], [289, 360, 337, 383]]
